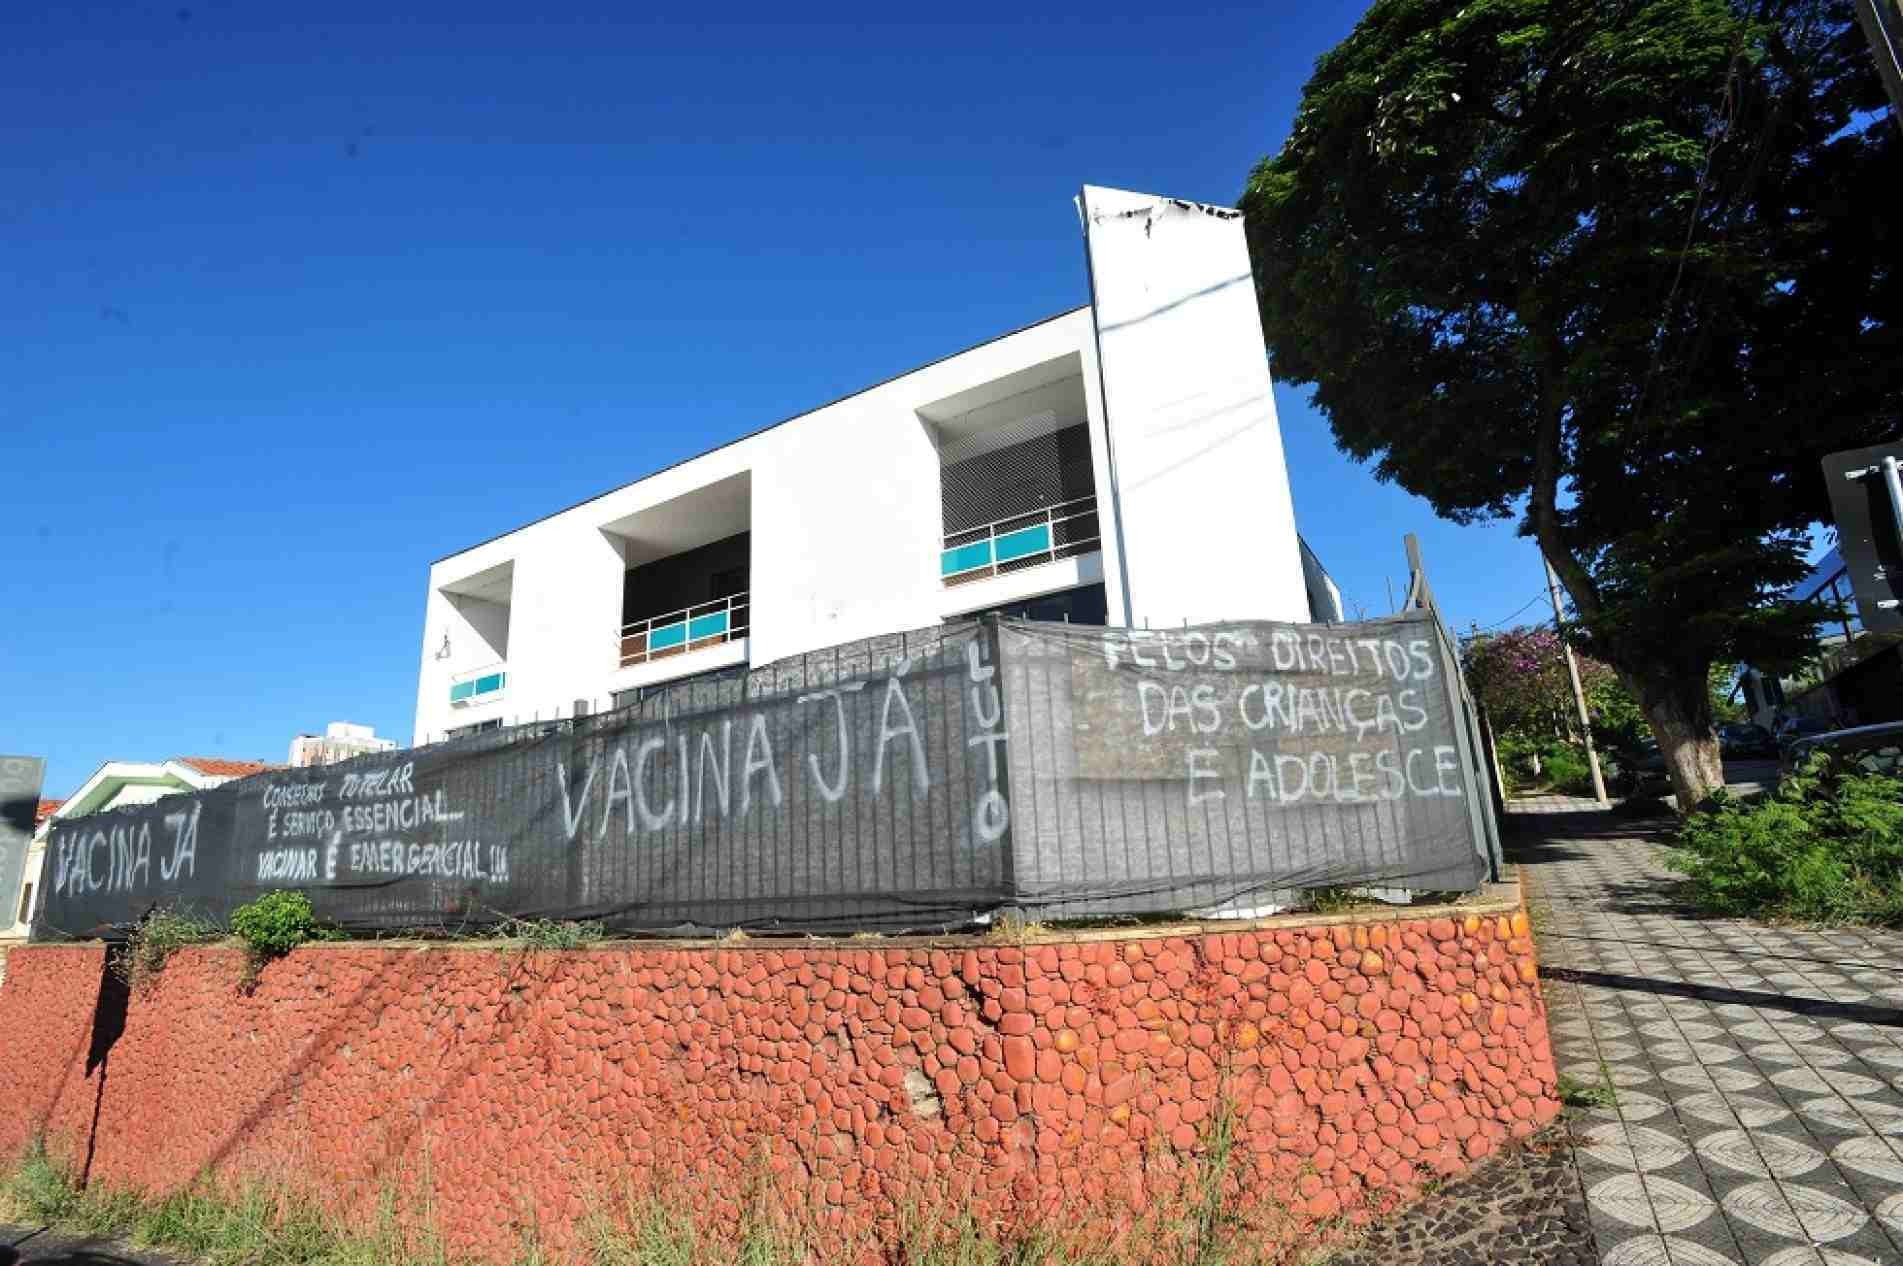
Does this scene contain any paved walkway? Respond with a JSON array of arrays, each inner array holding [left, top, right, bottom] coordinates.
[[1515, 794, 1903, 1266]]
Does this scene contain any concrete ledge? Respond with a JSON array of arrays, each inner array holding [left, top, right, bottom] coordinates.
[[18, 878, 1523, 955]]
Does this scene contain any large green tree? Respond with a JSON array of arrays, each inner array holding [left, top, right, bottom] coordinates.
[[1244, 0, 1900, 809]]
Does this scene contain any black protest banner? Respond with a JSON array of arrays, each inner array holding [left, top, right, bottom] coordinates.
[[36, 614, 1490, 940], [998, 614, 1489, 918]]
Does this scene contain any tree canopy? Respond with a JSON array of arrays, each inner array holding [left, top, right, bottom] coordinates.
[[1243, 0, 1900, 803]]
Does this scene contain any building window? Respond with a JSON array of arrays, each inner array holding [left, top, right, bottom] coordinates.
[[620, 533, 752, 667], [447, 718, 503, 740], [939, 423, 1100, 586], [449, 669, 507, 704]]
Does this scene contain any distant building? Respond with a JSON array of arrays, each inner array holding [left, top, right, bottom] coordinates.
[[0, 757, 275, 942], [1740, 547, 1903, 730], [288, 722, 397, 768]]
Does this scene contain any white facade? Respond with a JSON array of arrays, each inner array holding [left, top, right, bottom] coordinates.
[[414, 185, 1322, 746], [289, 721, 398, 768]]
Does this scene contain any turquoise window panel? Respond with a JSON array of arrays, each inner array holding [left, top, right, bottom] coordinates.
[[448, 680, 475, 703], [474, 672, 505, 695], [994, 523, 1052, 563], [649, 621, 687, 650], [941, 540, 993, 576], [687, 611, 730, 641]]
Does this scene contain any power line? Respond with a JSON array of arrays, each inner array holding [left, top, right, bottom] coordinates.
[[1469, 593, 1549, 633]]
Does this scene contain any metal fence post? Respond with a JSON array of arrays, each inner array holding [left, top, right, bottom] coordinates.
[[982, 613, 1019, 919]]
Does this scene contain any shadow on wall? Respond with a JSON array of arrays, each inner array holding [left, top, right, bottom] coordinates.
[[77, 957, 130, 1187], [13, 946, 737, 1256], [16, 946, 487, 1227]]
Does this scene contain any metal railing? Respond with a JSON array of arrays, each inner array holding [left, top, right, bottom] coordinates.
[[449, 661, 508, 706], [618, 591, 750, 668], [941, 495, 1100, 586]]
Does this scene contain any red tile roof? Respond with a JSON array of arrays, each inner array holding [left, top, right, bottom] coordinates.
[[34, 799, 64, 827], [174, 756, 278, 779]]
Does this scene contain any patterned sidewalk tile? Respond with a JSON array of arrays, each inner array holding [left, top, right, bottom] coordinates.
[[1511, 793, 1903, 1266]]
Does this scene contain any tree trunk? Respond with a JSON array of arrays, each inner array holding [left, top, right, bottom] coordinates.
[[1625, 667, 1725, 811]]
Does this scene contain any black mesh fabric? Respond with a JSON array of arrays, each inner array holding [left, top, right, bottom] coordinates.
[[35, 614, 1491, 940]]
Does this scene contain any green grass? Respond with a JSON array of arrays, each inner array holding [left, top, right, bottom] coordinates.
[[5, 1138, 81, 1223], [9, 1108, 1307, 1266], [587, 1201, 703, 1266], [1183, 1098, 1246, 1266], [1, 1142, 448, 1266], [1522, 895, 1553, 941]]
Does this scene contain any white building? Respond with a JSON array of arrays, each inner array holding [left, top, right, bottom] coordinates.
[[414, 185, 1330, 745], [289, 722, 398, 768]]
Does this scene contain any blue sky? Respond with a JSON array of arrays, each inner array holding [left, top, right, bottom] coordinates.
[[1, 1, 1545, 798]]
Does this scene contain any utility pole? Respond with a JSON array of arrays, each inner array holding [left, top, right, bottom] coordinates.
[[1545, 557, 1609, 806], [1853, 0, 1903, 133]]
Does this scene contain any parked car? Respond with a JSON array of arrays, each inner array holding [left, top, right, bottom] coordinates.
[[1783, 721, 1903, 776], [1612, 724, 1775, 798], [1718, 722, 1778, 759], [1612, 738, 1667, 798], [1775, 715, 1839, 753]]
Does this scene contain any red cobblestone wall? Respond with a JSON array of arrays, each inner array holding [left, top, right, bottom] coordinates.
[[0, 912, 1558, 1261]]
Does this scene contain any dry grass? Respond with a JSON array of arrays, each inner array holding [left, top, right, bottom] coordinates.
[[7, 1103, 1321, 1266]]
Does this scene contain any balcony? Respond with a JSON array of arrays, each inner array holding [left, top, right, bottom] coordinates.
[[449, 661, 507, 706], [941, 496, 1101, 587], [618, 591, 750, 668]]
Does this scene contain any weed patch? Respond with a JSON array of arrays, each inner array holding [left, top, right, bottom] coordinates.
[[1556, 1071, 1617, 1112], [493, 916, 610, 950], [2, 1142, 451, 1266], [3, 1138, 79, 1224], [114, 906, 223, 993], [8, 1104, 1311, 1266]]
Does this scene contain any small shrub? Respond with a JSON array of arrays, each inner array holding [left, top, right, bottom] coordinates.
[[1540, 747, 1595, 797], [231, 890, 321, 958], [1496, 734, 1599, 796], [1673, 755, 1903, 924], [114, 906, 222, 992], [230, 890, 332, 984]]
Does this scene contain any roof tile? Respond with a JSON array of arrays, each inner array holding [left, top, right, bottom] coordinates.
[[174, 756, 279, 779]]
